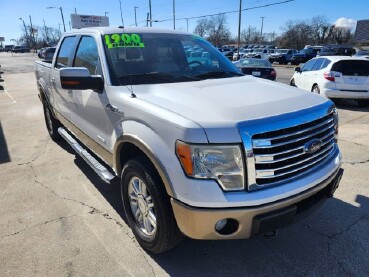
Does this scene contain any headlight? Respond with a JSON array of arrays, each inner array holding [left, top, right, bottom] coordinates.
[[176, 141, 245, 191]]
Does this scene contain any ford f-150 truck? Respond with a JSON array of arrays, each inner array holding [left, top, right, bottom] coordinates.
[[34, 27, 343, 253]]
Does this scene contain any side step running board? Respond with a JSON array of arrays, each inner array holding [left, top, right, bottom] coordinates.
[[58, 127, 115, 183]]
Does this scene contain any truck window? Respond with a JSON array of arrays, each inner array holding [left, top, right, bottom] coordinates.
[[73, 36, 99, 75], [55, 36, 77, 69]]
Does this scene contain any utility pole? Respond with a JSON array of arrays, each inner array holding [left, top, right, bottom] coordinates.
[[134, 6, 138, 26], [29, 15, 36, 51], [237, 0, 242, 59], [47, 7, 66, 32], [248, 25, 251, 42], [260, 16, 265, 39], [172, 0, 175, 29], [43, 19, 48, 44], [146, 12, 149, 27], [119, 0, 124, 26], [185, 18, 189, 32], [19, 18, 29, 48], [149, 0, 152, 27]]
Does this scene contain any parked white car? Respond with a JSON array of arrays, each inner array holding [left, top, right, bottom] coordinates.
[[290, 56, 369, 107]]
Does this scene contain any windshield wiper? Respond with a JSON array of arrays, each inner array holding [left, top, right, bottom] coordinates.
[[118, 72, 200, 81], [194, 71, 244, 80]]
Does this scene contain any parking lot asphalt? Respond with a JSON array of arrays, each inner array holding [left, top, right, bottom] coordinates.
[[0, 52, 368, 277]]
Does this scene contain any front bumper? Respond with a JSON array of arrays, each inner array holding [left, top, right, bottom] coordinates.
[[171, 168, 343, 240]]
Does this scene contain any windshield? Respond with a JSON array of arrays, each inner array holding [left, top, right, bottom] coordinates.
[[253, 49, 263, 53], [298, 49, 312, 54], [276, 49, 288, 54], [103, 32, 241, 85]]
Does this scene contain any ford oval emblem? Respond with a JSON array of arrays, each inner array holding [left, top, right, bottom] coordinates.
[[304, 139, 322, 154]]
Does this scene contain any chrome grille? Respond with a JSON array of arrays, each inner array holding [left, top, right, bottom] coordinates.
[[251, 113, 336, 186]]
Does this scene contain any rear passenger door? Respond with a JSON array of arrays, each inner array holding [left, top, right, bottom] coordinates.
[[70, 35, 110, 150]]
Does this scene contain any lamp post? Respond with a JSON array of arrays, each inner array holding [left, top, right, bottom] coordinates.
[[105, 11, 109, 17], [19, 17, 29, 48], [185, 18, 189, 32], [46, 7, 66, 32]]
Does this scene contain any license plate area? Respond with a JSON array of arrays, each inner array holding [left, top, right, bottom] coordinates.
[[252, 71, 261, 77]]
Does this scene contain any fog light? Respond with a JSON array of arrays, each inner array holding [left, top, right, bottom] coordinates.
[[215, 219, 228, 231]]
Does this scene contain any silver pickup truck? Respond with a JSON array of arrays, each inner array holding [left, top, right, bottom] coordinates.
[[34, 27, 343, 253]]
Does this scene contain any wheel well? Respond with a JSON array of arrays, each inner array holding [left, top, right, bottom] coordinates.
[[120, 142, 147, 171]]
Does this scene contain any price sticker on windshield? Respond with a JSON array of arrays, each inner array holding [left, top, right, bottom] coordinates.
[[104, 33, 145, 48]]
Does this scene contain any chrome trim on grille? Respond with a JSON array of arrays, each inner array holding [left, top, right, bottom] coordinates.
[[256, 143, 334, 178], [237, 101, 338, 191]]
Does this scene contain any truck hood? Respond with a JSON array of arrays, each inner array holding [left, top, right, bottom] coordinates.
[[132, 76, 329, 142]]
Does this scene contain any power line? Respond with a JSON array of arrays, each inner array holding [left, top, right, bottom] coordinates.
[[156, 0, 295, 23]]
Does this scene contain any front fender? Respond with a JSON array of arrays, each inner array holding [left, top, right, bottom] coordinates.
[[113, 120, 208, 198]]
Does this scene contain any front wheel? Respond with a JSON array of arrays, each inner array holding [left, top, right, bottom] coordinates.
[[357, 99, 369, 108], [43, 102, 61, 141], [290, 79, 296, 87], [121, 156, 182, 253]]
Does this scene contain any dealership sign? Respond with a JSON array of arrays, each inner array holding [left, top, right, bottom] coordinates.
[[71, 14, 109, 29]]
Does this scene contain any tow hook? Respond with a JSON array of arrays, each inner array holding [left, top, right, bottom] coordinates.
[[263, 230, 278, 239]]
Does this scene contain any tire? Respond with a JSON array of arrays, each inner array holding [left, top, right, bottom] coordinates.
[[312, 84, 320, 94], [357, 99, 369, 108], [121, 156, 182, 253], [290, 79, 296, 87], [43, 101, 61, 141]]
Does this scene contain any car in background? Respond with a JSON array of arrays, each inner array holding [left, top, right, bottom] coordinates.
[[245, 48, 274, 59], [291, 46, 322, 65], [232, 49, 252, 61], [11, 46, 30, 53], [269, 49, 297, 64], [290, 56, 369, 107], [3, 45, 15, 52], [317, 45, 355, 57], [354, 50, 369, 59], [38, 48, 46, 58], [234, 58, 277, 80]]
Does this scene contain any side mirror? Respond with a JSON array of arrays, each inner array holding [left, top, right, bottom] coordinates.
[[60, 67, 104, 93], [294, 67, 301, 73]]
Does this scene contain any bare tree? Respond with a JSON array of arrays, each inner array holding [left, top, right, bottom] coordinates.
[[193, 14, 231, 46], [194, 18, 210, 37], [310, 16, 333, 44]]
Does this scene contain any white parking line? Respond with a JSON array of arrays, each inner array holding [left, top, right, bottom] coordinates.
[[0, 90, 16, 104]]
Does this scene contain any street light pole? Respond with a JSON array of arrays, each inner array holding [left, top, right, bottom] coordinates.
[[134, 7, 138, 26], [46, 7, 66, 32], [43, 19, 48, 44], [19, 18, 29, 48], [185, 18, 189, 32], [105, 12, 109, 17]]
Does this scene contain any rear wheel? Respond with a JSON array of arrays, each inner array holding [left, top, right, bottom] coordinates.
[[357, 99, 369, 108], [43, 102, 61, 141], [290, 79, 296, 87], [121, 156, 182, 253], [312, 84, 320, 94]]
